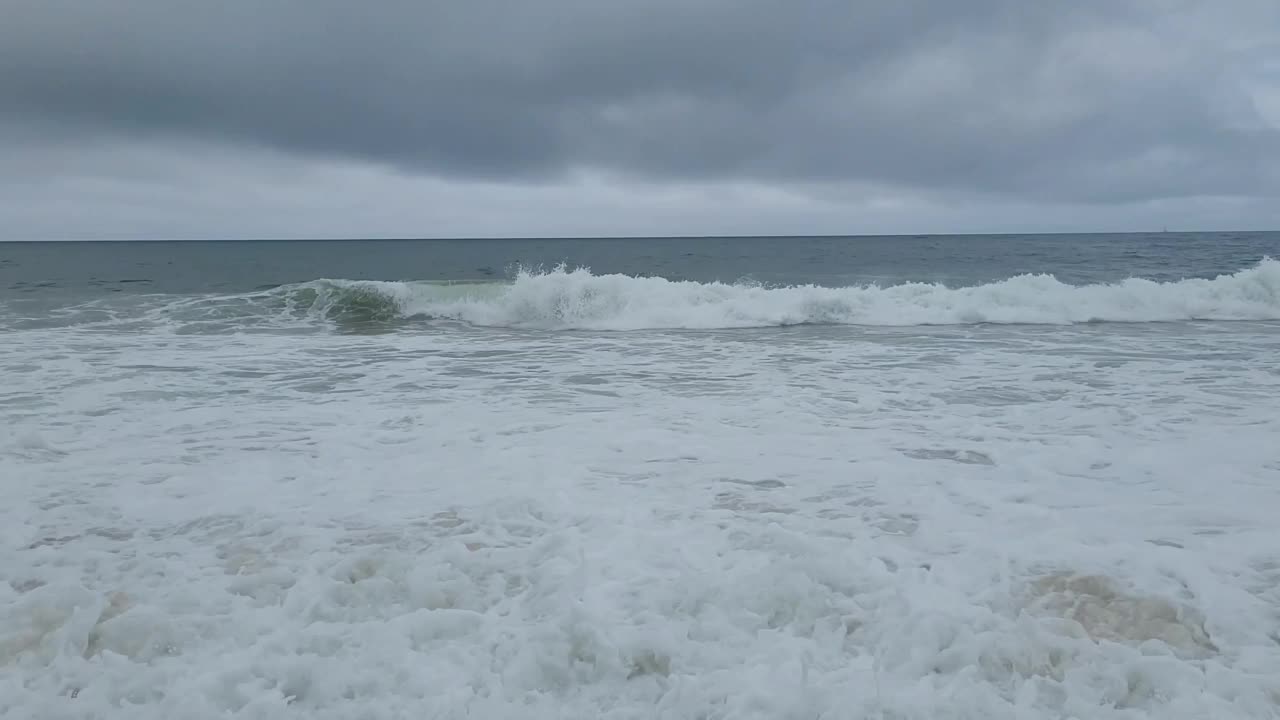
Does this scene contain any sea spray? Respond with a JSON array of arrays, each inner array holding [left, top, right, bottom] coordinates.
[[276, 259, 1280, 329]]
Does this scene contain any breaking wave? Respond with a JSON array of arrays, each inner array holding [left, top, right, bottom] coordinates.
[[277, 260, 1280, 330]]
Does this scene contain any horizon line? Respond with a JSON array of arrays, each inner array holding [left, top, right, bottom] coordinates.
[[3, 229, 1277, 243]]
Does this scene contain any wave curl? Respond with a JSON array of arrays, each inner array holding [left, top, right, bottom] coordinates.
[[272, 260, 1280, 330]]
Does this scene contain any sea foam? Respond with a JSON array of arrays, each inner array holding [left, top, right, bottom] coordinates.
[[5, 284, 1280, 718], [286, 259, 1280, 330]]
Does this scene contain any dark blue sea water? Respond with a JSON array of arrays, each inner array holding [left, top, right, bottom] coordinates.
[[2, 232, 1276, 297]]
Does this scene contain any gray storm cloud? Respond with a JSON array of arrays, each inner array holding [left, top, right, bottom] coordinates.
[[1, 0, 1278, 238]]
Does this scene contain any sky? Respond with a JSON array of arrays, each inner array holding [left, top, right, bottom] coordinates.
[[2, 0, 1279, 239]]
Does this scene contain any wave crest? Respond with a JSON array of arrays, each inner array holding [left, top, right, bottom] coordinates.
[[284, 259, 1280, 330]]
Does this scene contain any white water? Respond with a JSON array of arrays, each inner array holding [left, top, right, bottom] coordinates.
[[3, 301, 1280, 717], [301, 259, 1280, 330], [10, 260, 1280, 334]]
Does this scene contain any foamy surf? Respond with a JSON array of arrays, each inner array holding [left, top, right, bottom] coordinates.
[[6, 316, 1280, 718], [278, 259, 1280, 330], [6, 237, 1280, 719]]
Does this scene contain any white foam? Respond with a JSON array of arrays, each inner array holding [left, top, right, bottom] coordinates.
[[337, 259, 1280, 329], [18, 261, 1280, 334], [4, 298, 1280, 718]]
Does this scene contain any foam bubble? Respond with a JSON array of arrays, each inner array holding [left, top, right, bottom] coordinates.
[[1025, 573, 1218, 659]]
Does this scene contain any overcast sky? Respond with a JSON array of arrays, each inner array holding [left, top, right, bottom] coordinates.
[[2, 0, 1279, 239]]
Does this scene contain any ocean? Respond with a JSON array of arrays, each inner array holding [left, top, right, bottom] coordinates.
[[3, 232, 1280, 719]]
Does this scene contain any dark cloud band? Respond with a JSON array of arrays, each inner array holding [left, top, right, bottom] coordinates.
[[2, 0, 1278, 203]]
